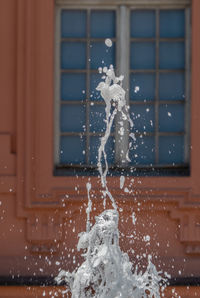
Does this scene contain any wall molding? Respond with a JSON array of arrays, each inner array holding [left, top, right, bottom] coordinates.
[[56, 0, 191, 8], [15, 0, 200, 255]]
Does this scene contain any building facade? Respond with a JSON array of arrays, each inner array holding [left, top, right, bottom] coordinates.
[[0, 0, 200, 296]]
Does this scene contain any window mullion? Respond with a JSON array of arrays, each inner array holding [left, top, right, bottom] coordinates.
[[85, 9, 90, 165], [115, 5, 130, 166], [155, 9, 160, 165], [54, 6, 62, 165], [184, 7, 191, 165]]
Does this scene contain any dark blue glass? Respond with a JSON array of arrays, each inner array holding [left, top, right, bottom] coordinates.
[[159, 104, 185, 132], [129, 136, 155, 165], [159, 73, 185, 100], [160, 10, 185, 38], [60, 136, 86, 164], [60, 105, 85, 132], [61, 10, 86, 38], [61, 73, 86, 101], [159, 136, 184, 164], [130, 104, 155, 133], [90, 105, 115, 133], [130, 73, 155, 101], [90, 73, 104, 101], [130, 42, 155, 69], [90, 42, 115, 69], [131, 10, 156, 38], [61, 42, 86, 69], [89, 136, 115, 165], [90, 10, 116, 38], [159, 42, 185, 69], [90, 105, 106, 133]]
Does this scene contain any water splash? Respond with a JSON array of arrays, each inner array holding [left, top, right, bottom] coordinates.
[[96, 65, 133, 209], [56, 65, 166, 297], [86, 182, 92, 233], [56, 210, 164, 297]]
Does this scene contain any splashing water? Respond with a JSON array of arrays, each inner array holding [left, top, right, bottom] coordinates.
[[96, 65, 134, 209], [56, 66, 166, 297]]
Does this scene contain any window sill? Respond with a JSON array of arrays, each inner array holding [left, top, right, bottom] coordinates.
[[54, 164, 190, 177]]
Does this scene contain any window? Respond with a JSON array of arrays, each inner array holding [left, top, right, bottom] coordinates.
[[54, 1, 191, 176]]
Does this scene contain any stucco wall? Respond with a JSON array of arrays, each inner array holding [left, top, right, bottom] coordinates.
[[0, 0, 200, 289]]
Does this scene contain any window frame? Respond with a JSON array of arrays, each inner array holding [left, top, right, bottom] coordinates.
[[54, 0, 191, 176]]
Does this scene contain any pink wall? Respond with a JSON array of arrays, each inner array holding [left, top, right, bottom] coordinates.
[[0, 0, 200, 288]]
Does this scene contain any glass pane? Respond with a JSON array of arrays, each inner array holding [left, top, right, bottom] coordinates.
[[129, 136, 155, 165], [60, 136, 86, 164], [60, 104, 85, 132], [159, 42, 185, 69], [90, 105, 106, 133], [159, 73, 185, 100], [159, 104, 185, 132], [90, 105, 115, 133], [159, 136, 184, 164], [89, 136, 115, 165], [61, 73, 86, 101], [61, 10, 86, 38], [90, 10, 116, 38], [131, 10, 156, 38], [61, 42, 86, 69], [130, 104, 155, 133], [90, 73, 104, 101], [130, 73, 155, 101], [130, 42, 155, 69], [160, 10, 185, 38], [90, 42, 115, 69]]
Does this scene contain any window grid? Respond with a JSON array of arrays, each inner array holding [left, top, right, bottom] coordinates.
[[129, 8, 188, 167], [59, 9, 116, 167], [55, 4, 190, 173]]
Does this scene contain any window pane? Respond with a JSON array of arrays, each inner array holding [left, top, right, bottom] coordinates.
[[129, 136, 155, 165], [130, 105, 155, 133], [61, 42, 86, 69], [90, 105, 115, 133], [159, 73, 185, 100], [159, 136, 184, 164], [131, 10, 156, 38], [90, 105, 106, 133], [89, 136, 115, 165], [130, 42, 155, 69], [160, 10, 185, 38], [90, 10, 116, 38], [90, 42, 115, 69], [60, 136, 86, 164], [90, 73, 104, 101], [159, 104, 185, 132], [61, 73, 86, 101], [61, 10, 86, 38], [60, 105, 85, 132], [130, 73, 155, 101], [159, 42, 185, 69]]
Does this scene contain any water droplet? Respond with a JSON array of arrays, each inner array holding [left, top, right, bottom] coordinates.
[[134, 86, 140, 93], [105, 38, 112, 47]]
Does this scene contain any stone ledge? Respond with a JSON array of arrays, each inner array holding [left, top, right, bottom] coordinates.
[[0, 286, 200, 297]]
